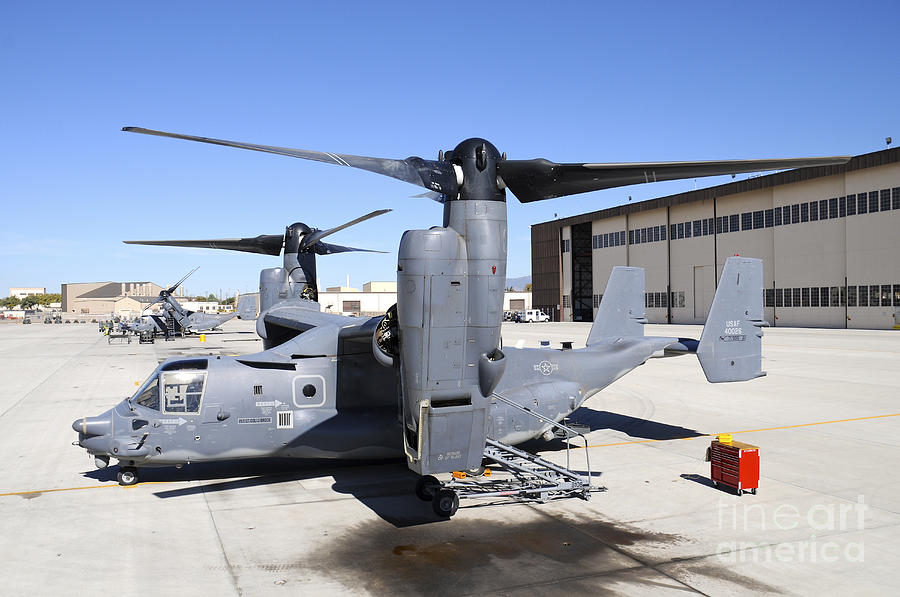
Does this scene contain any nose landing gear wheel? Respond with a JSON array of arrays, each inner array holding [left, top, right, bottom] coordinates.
[[432, 489, 459, 518], [117, 467, 138, 486]]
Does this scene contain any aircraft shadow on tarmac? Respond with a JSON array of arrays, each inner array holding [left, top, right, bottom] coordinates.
[[518, 407, 704, 455], [83, 458, 441, 528]]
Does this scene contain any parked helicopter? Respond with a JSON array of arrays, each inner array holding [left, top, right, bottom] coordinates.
[[125, 210, 391, 348], [72, 128, 849, 515], [134, 267, 236, 335]]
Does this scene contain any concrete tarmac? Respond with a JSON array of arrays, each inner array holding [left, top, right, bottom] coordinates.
[[0, 319, 898, 595]]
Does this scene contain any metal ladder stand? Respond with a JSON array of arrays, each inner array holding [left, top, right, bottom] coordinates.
[[433, 392, 604, 511]]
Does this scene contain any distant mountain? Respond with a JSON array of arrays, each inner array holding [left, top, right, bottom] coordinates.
[[505, 275, 532, 291]]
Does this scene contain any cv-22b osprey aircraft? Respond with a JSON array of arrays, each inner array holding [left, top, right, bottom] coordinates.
[[125, 210, 391, 349], [144, 267, 237, 335], [72, 128, 849, 516]]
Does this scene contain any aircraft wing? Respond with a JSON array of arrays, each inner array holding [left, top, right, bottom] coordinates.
[[262, 306, 367, 335]]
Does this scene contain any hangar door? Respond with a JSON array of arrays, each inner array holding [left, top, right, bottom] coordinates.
[[509, 299, 525, 310], [693, 265, 716, 320]]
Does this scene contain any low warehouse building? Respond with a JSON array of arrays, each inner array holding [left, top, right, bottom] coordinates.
[[531, 147, 900, 329]]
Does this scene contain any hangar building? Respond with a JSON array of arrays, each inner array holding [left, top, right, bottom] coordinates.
[[531, 147, 900, 329], [62, 281, 166, 315]]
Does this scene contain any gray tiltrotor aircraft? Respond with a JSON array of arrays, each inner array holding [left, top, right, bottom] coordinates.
[[125, 210, 390, 348], [149, 268, 236, 334], [72, 128, 849, 516]]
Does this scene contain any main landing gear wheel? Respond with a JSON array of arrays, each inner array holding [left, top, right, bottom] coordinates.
[[465, 466, 486, 477], [415, 475, 440, 501], [117, 467, 138, 486], [432, 489, 459, 518]]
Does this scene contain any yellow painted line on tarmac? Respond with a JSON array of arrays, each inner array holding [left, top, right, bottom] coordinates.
[[584, 412, 900, 449], [0, 480, 177, 498]]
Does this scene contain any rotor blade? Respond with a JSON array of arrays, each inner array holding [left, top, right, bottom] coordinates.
[[315, 242, 388, 255], [125, 235, 284, 256], [167, 266, 199, 294], [123, 127, 459, 196], [410, 190, 447, 203], [498, 156, 853, 202], [299, 209, 392, 249]]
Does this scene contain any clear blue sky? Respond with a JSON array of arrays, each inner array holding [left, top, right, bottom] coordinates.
[[2, 1, 897, 298]]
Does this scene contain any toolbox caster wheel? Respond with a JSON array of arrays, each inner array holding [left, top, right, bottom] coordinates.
[[750, 488, 757, 495], [117, 467, 138, 486], [432, 489, 459, 518], [737, 488, 743, 496], [415, 475, 440, 501]]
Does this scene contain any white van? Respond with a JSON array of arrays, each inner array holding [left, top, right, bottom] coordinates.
[[516, 309, 550, 323]]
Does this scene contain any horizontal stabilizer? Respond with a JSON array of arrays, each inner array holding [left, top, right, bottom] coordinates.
[[697, 257, 767, 382], [586, 267, 647, 345], [237, 294, 259, 320]]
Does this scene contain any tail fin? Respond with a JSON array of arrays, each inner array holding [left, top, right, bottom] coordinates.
[[586, 267, 647, 345], [697, 257, 767, 382], [237, 293, 259, 320]]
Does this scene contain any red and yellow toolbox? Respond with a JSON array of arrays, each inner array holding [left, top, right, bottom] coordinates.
[[710, 434, 759, 496]]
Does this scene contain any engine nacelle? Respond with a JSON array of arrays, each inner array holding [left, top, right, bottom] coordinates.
[[397, 227, 504, 475]]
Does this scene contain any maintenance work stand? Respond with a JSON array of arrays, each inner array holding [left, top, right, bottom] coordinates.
[[415, 393, 604, 518]]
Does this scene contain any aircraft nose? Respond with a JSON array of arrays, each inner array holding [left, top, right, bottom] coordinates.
[[72, 415, 112, 437]]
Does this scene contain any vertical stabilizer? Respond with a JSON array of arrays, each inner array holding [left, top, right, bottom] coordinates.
[[697, 257, 767, 382], [586, 267, 647, 345]]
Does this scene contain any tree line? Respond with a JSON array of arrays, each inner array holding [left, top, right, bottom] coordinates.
[[0, 294, 62, 309]]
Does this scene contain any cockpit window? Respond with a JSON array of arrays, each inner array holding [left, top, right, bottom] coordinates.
[[162, 371, 206, 414], [134, 374, 160, 411]]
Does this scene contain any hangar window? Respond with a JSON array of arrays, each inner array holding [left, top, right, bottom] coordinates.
[[870, 285, 880, 307], [692, 220, 700, 237], [562, 295, 571, 308], [728, 214, 738, 232], [629, 230, 635, 244], [671, 224, 677, 239], [684, 221, 691, 238], [839, 197, 847, 218], [894, 285, 900, 306], [677, 223, 684, 239], [660, 225, 666, 240], [750, 210, 761, 229], [894, 188, 900, 210], [764, 209, 774, 228], [783, 288, 792, 307], [793, 288, 801, 307], [653, 226, 660, 242], [846, 194, 856, 216], [765, 289, 775, 308], [593, 294, 600, 308], [831, 287, 840, 307], [740, 212, 751, 231], [162, 371, 206, 414], [857, 194, 867, 214], [801, 288, 810, 307], [882, 285, 892, 307], [773, 208, 782, 227], [702, 219, 709, 236], [848, 286, 857, 307], [800, 204, 809, 223], [857, 286, 868, 307], [561, 238, 570, 253], [809, 201, 818, 221], [810, 288, 819, 307], [775, 288, 783, 307], [641, 228, 647, 243], [881, 189, 891, 212], [840, 286, 847, 307], [868, 192, 879, 214], [828, 198, 838, 219], [821, 287, 830, 307]]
